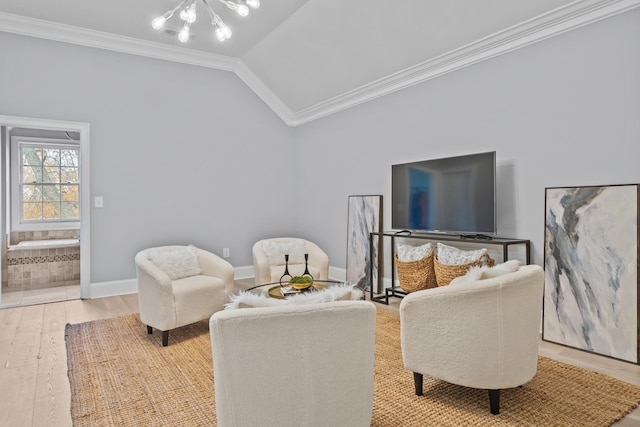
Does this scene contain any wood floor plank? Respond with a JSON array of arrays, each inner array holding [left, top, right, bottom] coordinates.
[[36, 332, 70, 397], [63, 296, 113, 324], [0, 364, 38, 426], [32, 393, 72, 427], [13, 304, 45, 347], [42, 302, 68, 334], [0, 304, 23, 330]]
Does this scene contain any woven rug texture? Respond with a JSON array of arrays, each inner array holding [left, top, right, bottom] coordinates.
[[65, 309, 640, 426]]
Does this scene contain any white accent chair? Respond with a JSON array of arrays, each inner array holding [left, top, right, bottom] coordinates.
[[210, 300, 377, 427], [252, 237, 329, 285], [399, 264, 544, 415], [135, 245, 234, 346]]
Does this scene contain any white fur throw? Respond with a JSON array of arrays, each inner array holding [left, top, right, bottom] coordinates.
[[449, 259, 521, 285], [262, 240, 307, 266], [397, 243, 433, 262], [146, 245, 201, 280], [436, 242, 488, 266], [225, 284, 363, 309]]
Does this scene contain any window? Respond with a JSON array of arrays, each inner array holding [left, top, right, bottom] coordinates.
[[11, 137, 80, 230]]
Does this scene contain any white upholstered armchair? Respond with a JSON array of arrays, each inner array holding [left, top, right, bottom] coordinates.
[[135, 245, 234, 346], [252, 237, 329, 285], [400, 264, 544, 414], [210, 300, 377, 427]]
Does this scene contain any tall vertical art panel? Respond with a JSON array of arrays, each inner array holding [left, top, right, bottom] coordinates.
[[543, 184, 639, 363], [346, 195, 382, 293]]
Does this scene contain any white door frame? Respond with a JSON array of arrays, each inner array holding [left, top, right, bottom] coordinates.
[[0, 115, 91, 299]]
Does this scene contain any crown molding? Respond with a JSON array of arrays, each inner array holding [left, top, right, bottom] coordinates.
[[234, 61, 295, 124], [286, 0, 640, 126], [1, 0, 639, 127], [0, 12, 237, 71]]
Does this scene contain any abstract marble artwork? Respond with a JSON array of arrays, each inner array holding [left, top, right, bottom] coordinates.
[[543, 185, 638, 363], [346, 195, 382, 293]]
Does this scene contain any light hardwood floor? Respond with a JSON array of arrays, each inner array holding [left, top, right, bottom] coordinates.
[[1, 281, 640, 426]]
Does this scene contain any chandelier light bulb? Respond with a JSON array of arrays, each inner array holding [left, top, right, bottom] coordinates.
[[178, 23, 191, 42], [152, 16, 167, 30], [215, 28, 227, 41], [225, 2, 249, 17], [214, 21, 232, 40], [236, 4, 249, 16], [221, 23, 232, 38], [185, 3, 198, 23], [246, 0, 260, 9]]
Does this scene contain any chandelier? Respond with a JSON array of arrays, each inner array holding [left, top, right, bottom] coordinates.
[[152, 0, 260, 43]]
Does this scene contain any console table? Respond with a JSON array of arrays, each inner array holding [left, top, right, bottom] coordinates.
[[368, 231, 531, 304]]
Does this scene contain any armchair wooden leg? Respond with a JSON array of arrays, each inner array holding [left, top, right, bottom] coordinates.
[[162, 330, 169, 347], [489, 389, 500, 415], [147, 325, 153, 334], [413, 372, 423, 396]]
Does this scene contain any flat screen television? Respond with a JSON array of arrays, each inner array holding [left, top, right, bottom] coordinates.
[[391, 151, 496, 236]]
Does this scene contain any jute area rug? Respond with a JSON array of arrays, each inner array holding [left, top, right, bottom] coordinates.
[[66, 309, 640, 426]]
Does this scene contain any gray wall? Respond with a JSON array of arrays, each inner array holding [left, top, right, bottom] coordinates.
[[1, 7, 639, 284], [0, 32, 296, 282], [295, 8, 640, 268]]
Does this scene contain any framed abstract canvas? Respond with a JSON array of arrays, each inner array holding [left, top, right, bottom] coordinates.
[[543, 184, 639, 363], [346, 195, 382, 293]]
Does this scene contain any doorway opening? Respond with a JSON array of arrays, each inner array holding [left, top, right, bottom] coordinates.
[[0, 115, 90, 308]]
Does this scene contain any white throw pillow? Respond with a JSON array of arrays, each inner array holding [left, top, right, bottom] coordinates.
[[147, 245, 201, 280], [262, 239, 307, 266], [397, 243, 433, 262], [436, 243, 488, 266], [225, 284, 362, 309], [449, 259, 521, 285]]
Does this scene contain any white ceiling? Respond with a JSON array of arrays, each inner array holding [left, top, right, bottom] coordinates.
[[0, 0, 638, 125]]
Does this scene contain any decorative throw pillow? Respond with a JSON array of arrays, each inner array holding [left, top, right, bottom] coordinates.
[[262, 239, 307, 266], [436, 243, 488, 266], [147, 245, 201, 280], [449, 259, 521, 286], [225, 284, 362, 309], [397, 243, 433, 262]]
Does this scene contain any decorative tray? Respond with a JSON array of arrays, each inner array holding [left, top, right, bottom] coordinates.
[[268, 283, 326, 299]]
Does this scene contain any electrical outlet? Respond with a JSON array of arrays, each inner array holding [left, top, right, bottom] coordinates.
[[223, 248, 230, 258], [95, 196, 104, 208]]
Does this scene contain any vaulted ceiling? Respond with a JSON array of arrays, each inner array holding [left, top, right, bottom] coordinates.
[[0, 0, 637, 125]]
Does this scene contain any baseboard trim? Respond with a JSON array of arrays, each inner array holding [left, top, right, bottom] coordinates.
[[89, 278, 138, 299], [86, 265, 394, 299], [233, 265, 255, 280], [88, 265, 255, 299]]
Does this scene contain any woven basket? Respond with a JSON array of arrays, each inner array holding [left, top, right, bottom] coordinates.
[[395, 248, 437, 293], [434, 252, 495, 287]]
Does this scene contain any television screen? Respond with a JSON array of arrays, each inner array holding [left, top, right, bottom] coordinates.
[[391, 151, 496, 235]]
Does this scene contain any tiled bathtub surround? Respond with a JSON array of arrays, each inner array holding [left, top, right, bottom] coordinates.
[[9, 229, 78, 245], [7, 229, 80, 290]]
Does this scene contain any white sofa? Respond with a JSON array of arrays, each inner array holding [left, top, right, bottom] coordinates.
[[135, 245, 234, 346], [210, 300, 377, 427], [400, 264, 544, 414], [252, 237, 329, 285]]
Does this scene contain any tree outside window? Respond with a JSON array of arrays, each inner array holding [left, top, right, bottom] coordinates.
[[21, 145, 79, 222]]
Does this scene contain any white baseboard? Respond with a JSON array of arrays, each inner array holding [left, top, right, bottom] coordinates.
[[233, 265, 255, 280], [328, 266, 345, 281], [85, 265, 394, 299], [88, 278, 137, 299], [86, 265, 259, 299]]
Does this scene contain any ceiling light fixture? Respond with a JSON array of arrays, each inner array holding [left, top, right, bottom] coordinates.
[[152, 0, 260, 43]]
